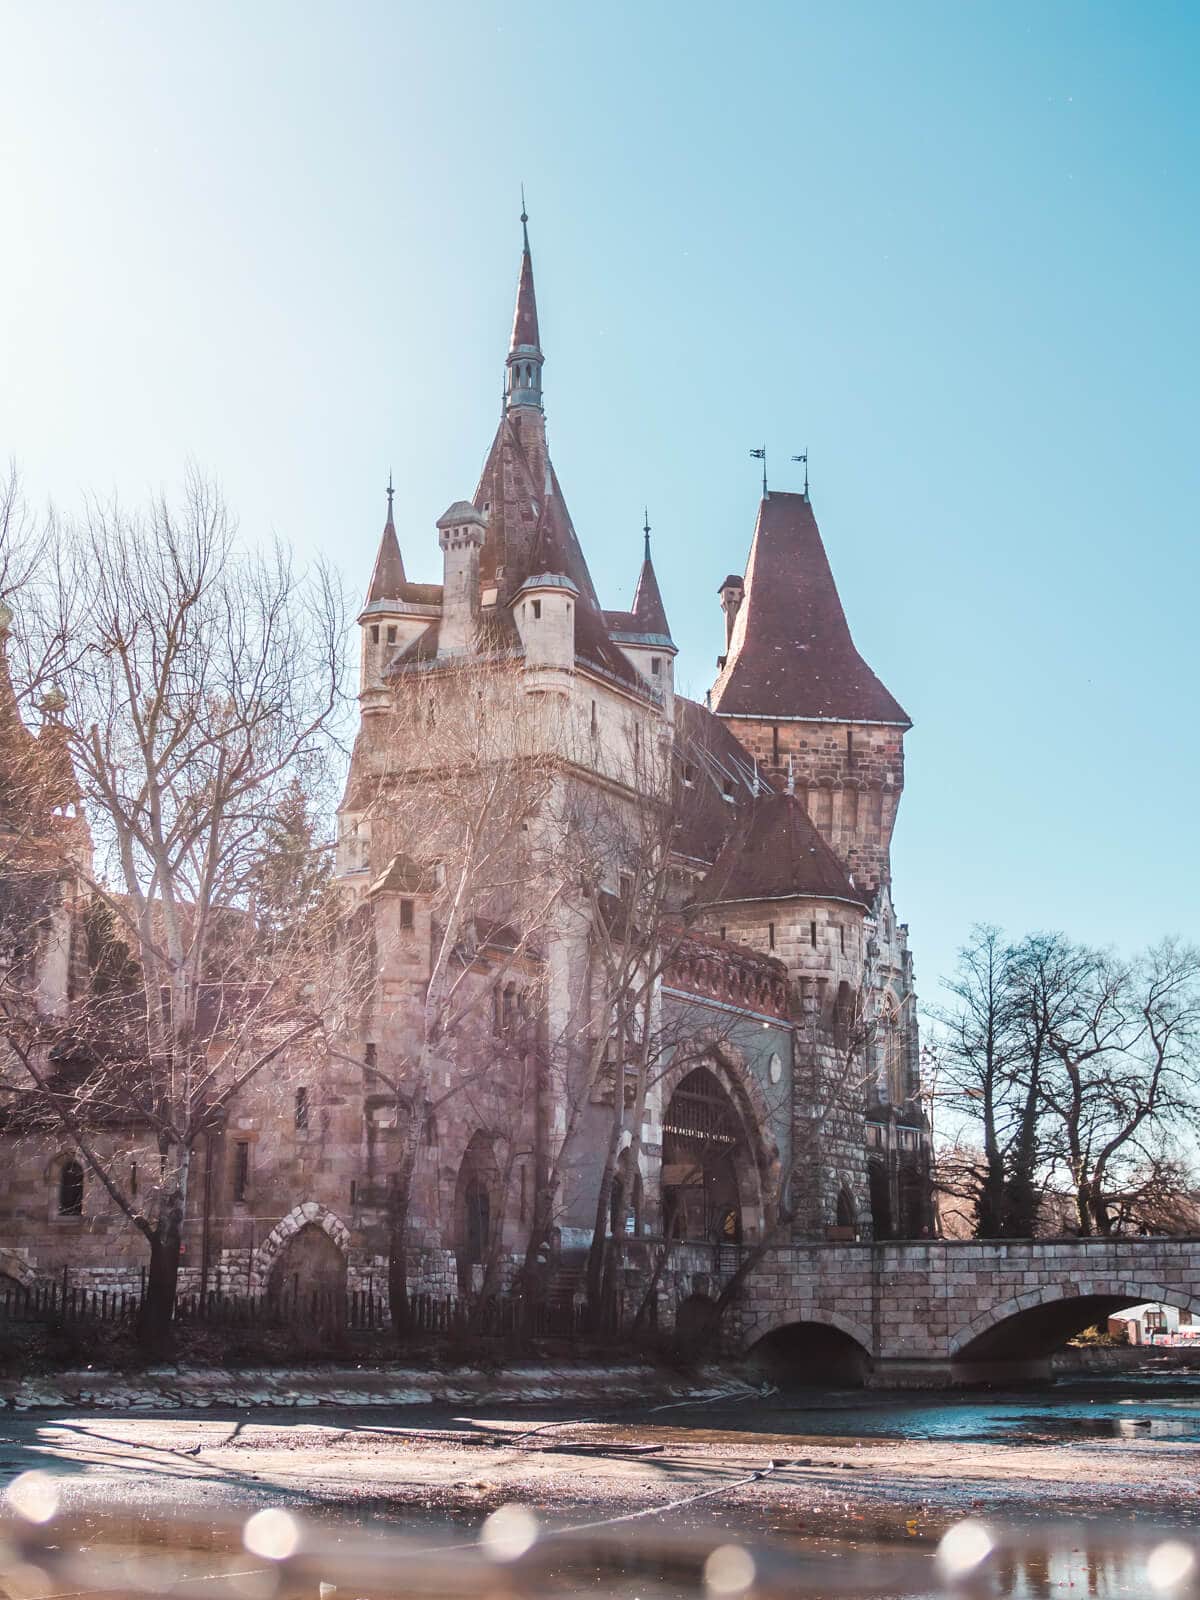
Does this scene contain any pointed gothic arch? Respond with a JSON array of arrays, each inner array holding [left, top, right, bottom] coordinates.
[[255, 1202, 350, 1291], [659, 1035, 781, 1244]]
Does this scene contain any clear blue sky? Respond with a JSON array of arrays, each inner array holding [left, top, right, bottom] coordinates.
[[2, 2, 1197, 1004]]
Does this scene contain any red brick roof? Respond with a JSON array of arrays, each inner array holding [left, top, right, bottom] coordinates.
[[701, 789, 869, 908], [711, 492, 909, 726]]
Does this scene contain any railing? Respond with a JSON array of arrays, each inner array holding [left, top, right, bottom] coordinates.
[[0, 1280, 593, 1339]]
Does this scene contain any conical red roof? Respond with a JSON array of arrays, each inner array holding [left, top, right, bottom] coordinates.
[[632, 550, 671, 637], [364, 492, 406, 605], [711, 492, 909, 725]]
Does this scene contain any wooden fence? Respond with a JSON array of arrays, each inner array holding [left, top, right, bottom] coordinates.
[[0, 1278, 592, 1340]]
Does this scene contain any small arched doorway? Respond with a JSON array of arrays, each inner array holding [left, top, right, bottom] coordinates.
[[454, 1132, 500, 1292], [662, 1067, 749, 1245], [268, 1223, 347, 1328]]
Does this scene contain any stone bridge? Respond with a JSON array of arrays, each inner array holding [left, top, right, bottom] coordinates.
[[735, 1237, 1200, 1386]]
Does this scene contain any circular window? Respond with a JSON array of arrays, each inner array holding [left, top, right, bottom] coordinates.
[[768, 1052, 783, 1084]]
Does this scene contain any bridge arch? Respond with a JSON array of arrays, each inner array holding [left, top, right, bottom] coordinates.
[[952, 1281, 1200, 1364], [746, 1309, 875, 1387]]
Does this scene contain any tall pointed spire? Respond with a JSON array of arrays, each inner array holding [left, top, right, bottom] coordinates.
[[364, 474, 406, 604], [506, 194, 543, 411], [632, 510, 671, 638]]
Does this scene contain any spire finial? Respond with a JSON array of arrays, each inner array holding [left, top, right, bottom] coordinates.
[[791, 451, 809, 499], [750, 446, 767, 497], [642, 507, 651, 561], [520, 184, 529, 252]]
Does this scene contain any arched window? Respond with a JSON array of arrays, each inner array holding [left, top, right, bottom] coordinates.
[[836, 1185, 857, 1231], [58, 1159, 84, 1216]]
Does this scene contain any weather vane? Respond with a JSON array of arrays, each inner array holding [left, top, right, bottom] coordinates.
[[791, 451, 809, 498], [642, 506, 651, 560], [749, 446, 767, 497]]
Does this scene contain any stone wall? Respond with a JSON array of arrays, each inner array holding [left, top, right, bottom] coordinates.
[[719, 716, 904, 893]]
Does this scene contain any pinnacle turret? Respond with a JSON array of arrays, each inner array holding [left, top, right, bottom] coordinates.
[[364, 474, 406, 606], [631, 511, 671, 639]]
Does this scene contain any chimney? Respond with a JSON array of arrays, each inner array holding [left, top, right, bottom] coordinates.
[[718, 574, 744, 647]]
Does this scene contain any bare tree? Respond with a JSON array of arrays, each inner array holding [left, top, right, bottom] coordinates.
[[930, 926, 1050, 1237], [931, 927, 1200, 1239], [1035, 938, 1200, 1235], [0, 472, 347, 1348]]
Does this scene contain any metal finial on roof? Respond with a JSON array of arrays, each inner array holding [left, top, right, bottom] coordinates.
[[386, 471, 394, 519], [643, 507, 651, 561], [750, 446, 767, 497], [520, 184, 529, 251], [791, 451, 809, 499]]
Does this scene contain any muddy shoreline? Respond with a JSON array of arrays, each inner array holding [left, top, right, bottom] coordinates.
[[3, 1382, 1198, 1550]]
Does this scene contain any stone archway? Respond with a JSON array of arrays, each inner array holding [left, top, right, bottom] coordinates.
[[659, 1036, 781, 1243], [268, 1223, 348, 1306], [746, 1311, 875, 1387], [255, 1202, 350, 1293], [951, 1281, 1200, 1366]]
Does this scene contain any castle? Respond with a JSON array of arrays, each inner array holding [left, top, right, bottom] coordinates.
[[0, 217, 929, 1320]]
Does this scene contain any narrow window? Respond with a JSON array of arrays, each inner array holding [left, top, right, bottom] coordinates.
[[399, 897, 414, 931], [772, 725, 780, 762], [590, 699, 598, 734], [768, 922, 776, 950], [386, 625, 397, 644], [839, 924, 846, 955], [532, 598, 541, 620], [294, 1087, 309, 1129], [350, 1179, 358, 1207], [619, 871, 634, 902], [130, 1161, 138, 1197], [683, 761, 696, 786], [233, 1142, 250, 1203], [720, 926, 727, 941], [634, 722, 640, 756], [370, 624, 379, 644], [364, 1042, 376, 1069], [58, 1159, 83, 1216], [810, 919, 818, 948], [519, 1163, 528, 1224], [651, 656, 662, 675]]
